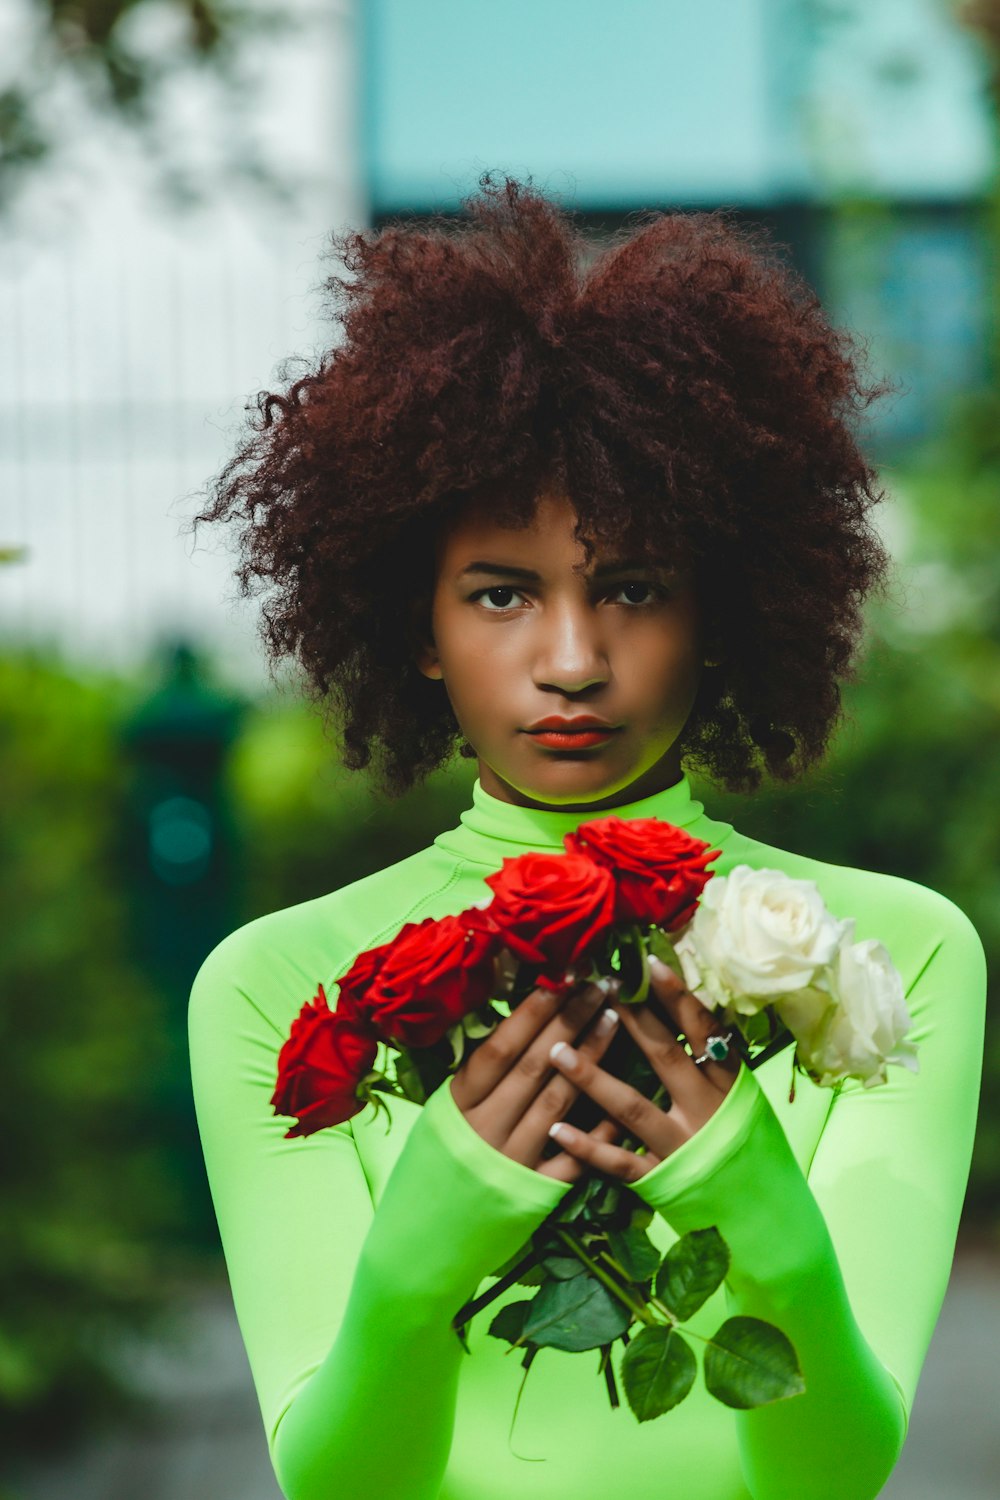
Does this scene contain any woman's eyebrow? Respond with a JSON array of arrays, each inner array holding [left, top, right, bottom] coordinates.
[[457, 556, 674, 581]]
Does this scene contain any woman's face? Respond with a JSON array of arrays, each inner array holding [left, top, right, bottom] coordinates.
[[413, 491, 710, 812]]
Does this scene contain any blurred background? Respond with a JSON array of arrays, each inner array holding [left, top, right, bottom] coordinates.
[[1, 1, 998, 1496]]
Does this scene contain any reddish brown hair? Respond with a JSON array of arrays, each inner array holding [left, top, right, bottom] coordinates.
[[187, 172, 894, 798]]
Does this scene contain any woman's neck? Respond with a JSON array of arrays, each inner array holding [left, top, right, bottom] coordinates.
[[433, 768, 736, 866], [475, 747, 688, 813]]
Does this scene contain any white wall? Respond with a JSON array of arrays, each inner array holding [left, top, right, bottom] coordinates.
[[0, 0, 365, 692]]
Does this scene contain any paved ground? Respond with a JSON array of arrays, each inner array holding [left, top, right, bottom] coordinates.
[[4, 1248, 999, 1500]]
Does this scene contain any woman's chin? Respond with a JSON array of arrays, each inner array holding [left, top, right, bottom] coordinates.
[[483, 750, 653, 810]]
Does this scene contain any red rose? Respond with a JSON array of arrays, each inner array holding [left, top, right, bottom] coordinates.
[[271, 983, 379, 1137], [336, 937, 395, 1004], [483, 850, 616, 991], [362, 912, 499, 1048], [564, 816, 721, 930]]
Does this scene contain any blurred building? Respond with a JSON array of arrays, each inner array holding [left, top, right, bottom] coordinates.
[[361, 0, 996, 450], [0, 0, 994, 677]]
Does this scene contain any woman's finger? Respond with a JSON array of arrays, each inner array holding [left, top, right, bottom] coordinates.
[[647, 954, 742, 1088], [611, 994, 720, 1120], [546, 1033, 690, 1159], [477, 981, 616, 1142], [546, 1113, 663, 1182], [452, 973, 599, 1112], [504, 1000, 621, 1165], [535, 1114, 627, 1183]]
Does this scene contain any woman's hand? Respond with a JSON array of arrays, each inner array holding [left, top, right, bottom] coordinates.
[[449, 972, 628, 1183], [546, 953, 743, 1180]]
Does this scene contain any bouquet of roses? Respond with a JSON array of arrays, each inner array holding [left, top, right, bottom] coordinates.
[[271, 817, 917, 1425]]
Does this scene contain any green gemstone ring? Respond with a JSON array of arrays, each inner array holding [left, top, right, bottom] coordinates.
[[692, 1031, 734, 1066]]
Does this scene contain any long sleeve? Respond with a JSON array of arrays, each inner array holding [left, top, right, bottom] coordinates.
[[628, 893, 987, 1500], [187, 929, 571, 1500]]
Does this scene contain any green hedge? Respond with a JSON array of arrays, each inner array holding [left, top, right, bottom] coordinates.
[[0, 648, 219, 1459]]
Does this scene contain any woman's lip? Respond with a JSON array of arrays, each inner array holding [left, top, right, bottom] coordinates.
[[527, 728, 620, 749]]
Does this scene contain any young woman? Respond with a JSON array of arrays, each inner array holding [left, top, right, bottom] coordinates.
[[186, 175, 986, 1500]]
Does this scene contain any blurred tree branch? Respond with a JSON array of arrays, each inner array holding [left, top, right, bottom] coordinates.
[[960, 1, 1000, 81], [1, 0, 311, 216], [949, 3, 1000, 458]]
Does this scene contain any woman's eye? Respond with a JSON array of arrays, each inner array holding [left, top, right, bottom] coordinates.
[[611, 580, 673, 608], [470, 581, 668, 612], [472, 585, 524, 611], [614, 581, 661, 606]]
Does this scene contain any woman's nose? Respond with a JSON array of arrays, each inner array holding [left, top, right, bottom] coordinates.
[[532, 601, 610, 692]]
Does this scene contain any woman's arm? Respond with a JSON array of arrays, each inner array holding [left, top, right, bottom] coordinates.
[[628, 893, 987, 1500], [188, 928, 570, 1500]]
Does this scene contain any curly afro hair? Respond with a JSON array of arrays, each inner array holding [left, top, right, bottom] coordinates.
[[187, 172, 895, 800]]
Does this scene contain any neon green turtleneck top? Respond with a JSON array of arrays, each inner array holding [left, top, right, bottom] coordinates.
[[187, 773, 987, 1500]]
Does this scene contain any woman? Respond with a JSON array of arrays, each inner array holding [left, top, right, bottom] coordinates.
[[186, 174, 986, 1500]]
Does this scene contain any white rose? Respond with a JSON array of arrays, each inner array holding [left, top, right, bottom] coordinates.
[[774, 981, 836, 1055], [790, 927, 918, 1089], [672, 865, 850, 1016]]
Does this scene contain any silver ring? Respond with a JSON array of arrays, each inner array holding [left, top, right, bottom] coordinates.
[[692, 1030, 734, 1066]]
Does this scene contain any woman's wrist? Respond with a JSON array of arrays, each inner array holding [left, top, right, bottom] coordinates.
[[356, 1078, 572, 1321]]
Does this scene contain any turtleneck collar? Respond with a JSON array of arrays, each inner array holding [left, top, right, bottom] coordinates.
[[433, 770, 735, 866]]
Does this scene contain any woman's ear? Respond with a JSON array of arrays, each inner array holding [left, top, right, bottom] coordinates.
[[415, 645, 443, 680], [408, 594, 443, 680]]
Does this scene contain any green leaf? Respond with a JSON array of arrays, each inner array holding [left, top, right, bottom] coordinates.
[[606, 1225, 662, 1284], [460, 1005, 501, 1039], [487, 1245, 522, 1279], [655, 1227, 730, 1320], [647, 928, 680, 968], [487, 1299, 532, 1345], [590, 1178, 623, 1219], [393, 1049, 426, 1105], [740, 1009, 774, 1049], [520, 1272, 633, 1353], [539, 1254, 587, 1281], [616, 925, 649, 1003], [703, 1316, 805, 1409], [620, 1324, 697, 1422], [512, 1260, 547, 1286], [489, 1239, 544, 1283], [443, 1022, 465, 1067], [558, 1175, 608, 1222], [625, 1195, 655, 1233]]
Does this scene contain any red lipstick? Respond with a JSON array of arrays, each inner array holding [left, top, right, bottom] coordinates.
[[524, 714, 621, 750]]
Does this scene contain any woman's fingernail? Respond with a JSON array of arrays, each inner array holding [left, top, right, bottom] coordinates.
[[595, 974, 619, 996], [596, 1007, 619, 1036], [550, 1040, 577, 1066], [549, 1121, 570, 1141], [648, 953, 672, 980]]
